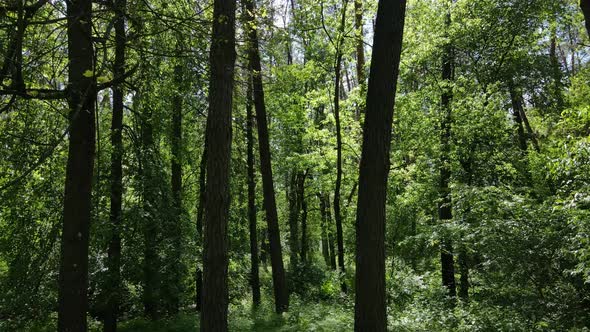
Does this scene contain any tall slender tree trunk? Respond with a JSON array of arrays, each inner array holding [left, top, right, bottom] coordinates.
[[200, 0, 236, 329], [318, 194, 331, 267], [509, 83, 528, 152], [58, 0, 96, 330], [509, 82, 540, 152], [549, 27, 564, 113], [142, 105, 160, 320], [354, 1, 406, 330], [298, 172, 308, 262], [168, 62, 183, 314], [288, 172, 300, 267], [458, 246, 469, 302], [439, 8, 457, 303], [325, 195, 337, 270], [243, 0, 289, 313], [333, 0, 349, 293], [104, 0, 126, 330], [195, 144, 206, 311], [354, 0, 366, 119], [246, 74, 261, 306], [581, 0, 590, 40]]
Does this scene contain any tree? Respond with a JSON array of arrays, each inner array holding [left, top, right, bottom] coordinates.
[[354, 0, 407, 331], [58, 0, 97, 330], [243, 0, 289, 313], [322, 0, 350, 292], [195, 144, 206, 312], [246, 74, 261, 306], [354, 0, 366, 116], [167, 57, 183, 314], [439, 4, 456, 302], [104, 0, 126, 330], [200, 0, 237, 330], [581, 0, 590, 38]]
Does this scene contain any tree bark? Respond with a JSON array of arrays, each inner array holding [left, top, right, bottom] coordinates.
[[142, 104, 160, 321], [246, 73, 261, 306], [298, 172, 308, 262], [168, 61, 183, 314], [288, 172, 300, 267], [354, 1, 406, 331], [509, 83, 528, 152], [333, 0, 349, 294], [243, 0, 289, 313], [458, 246, 469, 302], [509, 82, 540, 152], [195, 144, 206, 311], [354, 0, 366, 119], [325, 195, 337, 270], [104, 0, 125, 330], [549, 28, 564, 112], [318, 193, 332, 268], [439, 10, 457, 304], [200, 0, 236, 329], [58, 0, 96, 330], [581, 0, 590, 39]]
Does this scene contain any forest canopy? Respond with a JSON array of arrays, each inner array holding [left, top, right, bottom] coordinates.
[[1, 0, 590, 331]]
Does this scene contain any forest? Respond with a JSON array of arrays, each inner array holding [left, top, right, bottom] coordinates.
[[1, 0, 590, 331]]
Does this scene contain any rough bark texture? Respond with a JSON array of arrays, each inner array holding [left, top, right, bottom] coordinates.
[[298, 172, 308, 262], [288, 173, 300, 267], [458, 247, 469, 302], [549, 28, 564, 112], [333, 0, 348, 293], [58, 0, 96, 330], [168, 62, 183, 314], [142, 105, 160, 320], [246, 75, 261, 306], [509, 84, 528, 152], [200, 0, 236, 329], [104, 0, 126, 330], [195, 144, 206, 311], [354, 1, 406, 331], [354, 0, 366, 119], [244, 0, 289, 313], [509, 82, 540, 153], [325, 195, 337, 270], [439, 8, 457, 303], [319, 194, 331, 267], [581, 0, 590, 39]]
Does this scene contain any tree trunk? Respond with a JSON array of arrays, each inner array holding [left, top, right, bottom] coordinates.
[[581, 0, 590, 39], [168, 62, 183, 314], [458, 247, 469, 302], [195, 143, 206, 311], [319, 193, 331, 267], [243, 0, 289, 313], [354, 0, 366, 119], [333, 0, 348, 293], [104, 0, 125, 330], [439, 6, 457, 303], [142, 105, 160, 321], [288, 172, 300, 267], [509, 83, 528, 152], [200, 0, 236, 329], [354, 1, 406, 330], [509, 82, 540, 152], [549, 28, 564, 113], [58, 0, 96, 330], [325, 195, 337, 270], [246, 73, 261, 306], [298, 172, 308, 262]]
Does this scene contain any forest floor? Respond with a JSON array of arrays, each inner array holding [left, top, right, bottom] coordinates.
[[117, 298, 353, 332]]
